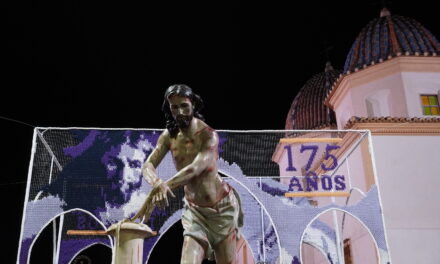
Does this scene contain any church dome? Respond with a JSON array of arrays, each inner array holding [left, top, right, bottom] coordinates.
[[286, 62, 341, 130], [344, 8, 440, 73]]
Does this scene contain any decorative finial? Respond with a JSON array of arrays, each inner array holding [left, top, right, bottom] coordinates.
[[380, 7, 391, 17], [325, 61, 334, 72]]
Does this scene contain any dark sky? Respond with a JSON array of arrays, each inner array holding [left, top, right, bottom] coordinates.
[[3, 0, 440, 262], [4, 0, 439, 129]]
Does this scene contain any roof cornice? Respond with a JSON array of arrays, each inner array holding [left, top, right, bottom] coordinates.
[[325, 56, 440, 110], [344, 116, 440, 135]]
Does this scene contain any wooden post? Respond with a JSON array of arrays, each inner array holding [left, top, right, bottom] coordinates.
[[68, 221, 156, 264]]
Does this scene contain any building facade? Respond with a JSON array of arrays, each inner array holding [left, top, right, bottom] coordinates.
[[280, 8, 440, 264]]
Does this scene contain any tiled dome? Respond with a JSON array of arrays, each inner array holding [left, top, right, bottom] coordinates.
[[344, 8, 440, 73], [285, 62, 341, 130]]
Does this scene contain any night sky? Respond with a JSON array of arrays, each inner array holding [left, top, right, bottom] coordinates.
[[3, 0, 439, 262]]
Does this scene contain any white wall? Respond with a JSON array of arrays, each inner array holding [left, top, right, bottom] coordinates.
[[302, 242, 329, 264], [337, 72, 408, 129], [401, 72, 440, 117], [343, 213, 378, 264], [372, 135, 440, 264], [335, 91, 354, 130], [336, 71, 440, 129]]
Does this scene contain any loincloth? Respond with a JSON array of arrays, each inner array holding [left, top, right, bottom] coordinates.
[[181, 183, 243, 261]]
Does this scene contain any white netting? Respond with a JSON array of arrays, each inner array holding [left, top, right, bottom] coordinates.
[[18, 128, 390, 264]]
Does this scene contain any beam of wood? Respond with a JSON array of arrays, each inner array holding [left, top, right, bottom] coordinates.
[[284, 192, 350, 197], [67, 230, 108, 236], [280, 138, 343, 143], [67, 230, 158, 236]]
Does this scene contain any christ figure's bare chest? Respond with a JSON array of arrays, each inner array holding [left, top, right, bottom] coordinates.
[[170, 135, 202, 169]]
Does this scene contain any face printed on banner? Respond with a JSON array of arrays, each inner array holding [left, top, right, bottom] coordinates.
[[102, 133, 152, 203], [45, 130, 159, 214], [168, 95, 194, 129], [118, 138, 151, 193]]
